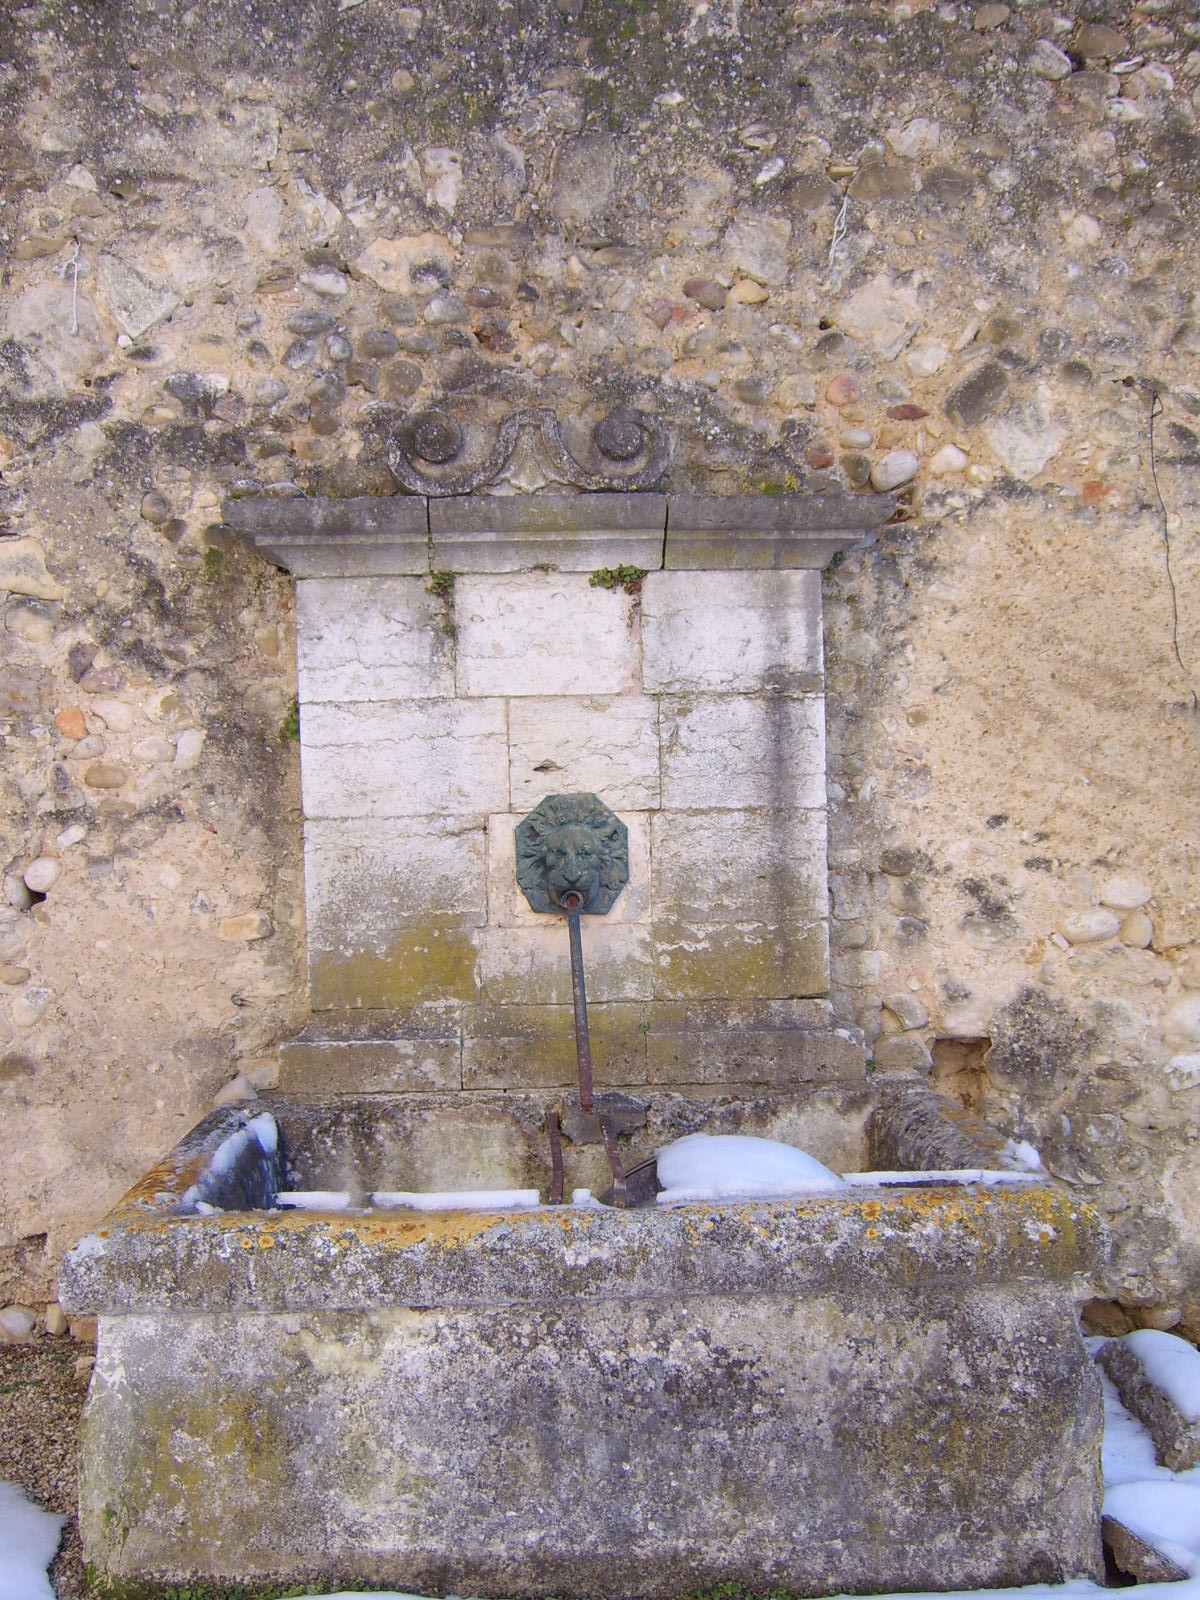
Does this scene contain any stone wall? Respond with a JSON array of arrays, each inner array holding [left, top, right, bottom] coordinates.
[[227, 490, 875, 1098], [1, 0, 1198, 1324]]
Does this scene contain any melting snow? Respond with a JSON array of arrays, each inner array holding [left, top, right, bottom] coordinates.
[[843, 1169, 1044, 1188], [372, 1188, 540, 1211], [654, 1132, 845, 1204], [1003, 1138, 1044, 1171], [181, 1112, 280, 1208], [1123, 1330, 1200, 1424], [1098, 1368, 1165, 1485], [0, 1480, 62, 1600], [208, 1113, 277, 1177]]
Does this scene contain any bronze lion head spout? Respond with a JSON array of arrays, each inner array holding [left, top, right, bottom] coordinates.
[[514, 794, 629, 916]]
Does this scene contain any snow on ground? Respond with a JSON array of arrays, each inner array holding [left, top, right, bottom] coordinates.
[[5, 1337, 1200, 1600], [1122, 1330, 1200, 1424], [0, 1479, 62, 1600]]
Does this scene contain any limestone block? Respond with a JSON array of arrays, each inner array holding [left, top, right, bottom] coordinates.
[[305, 819, 486, 1008], [644, 999, 865, 1089], [1097, 1333, 1200, 1471], [430, 494, 665, 573], [305, 818, 487, 946], [309, 924, 480, 1009], [461, 1002, 650, 1089], [664, 494, 891, 570], [68, 1243, 1104, 1595], [487, 811, 650, 928], [300, 700, 508, 819], [222, 496, 428, 579], [650, 809, 827, 926], [641, 571, 822, 694], [296, 578, 454, 702], [508, 696, 661, 812], [477, 921, 653, 1005], [279, 1015, 462, 1094], [653, 916, 830, 1001], [660, 695, 826, 809], [454, 576, 638, 698], [1103, 1516, 1190, 1585], [281, 1034, 461, 1093]]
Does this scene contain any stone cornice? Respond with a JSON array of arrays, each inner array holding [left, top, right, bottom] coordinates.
[[223, 491, 896, 578]]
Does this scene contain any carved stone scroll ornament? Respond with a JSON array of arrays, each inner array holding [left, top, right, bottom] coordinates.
[[386, 406, 670, 496]]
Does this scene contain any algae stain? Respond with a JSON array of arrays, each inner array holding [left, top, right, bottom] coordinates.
[[652, 922, 830, 1002], [311, 925, 479, 1008]]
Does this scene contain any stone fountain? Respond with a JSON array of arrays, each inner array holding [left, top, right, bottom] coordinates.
[[59, 407, 1107, 1596]]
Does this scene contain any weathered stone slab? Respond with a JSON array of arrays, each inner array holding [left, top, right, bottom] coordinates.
[[1102, 1516, 1191, 1584], [460, 1001, 650, 1089], [660, 695, 826, 809], [309, 921, 480, 1009], [641, 570, 823, 693], [653, 916, 830, 1000], [665, 493, 894, 570], [868, 1081, 1029, 1171], [478, 921, 653, 1005], [650, 809, 827, 925], [60, 1104, 1110, 1308], [644, 999, 864, 1088], [430, 493, 665, 572], [487, 810, 650, 928], [279, 1013, 462, 1093], [455, 576, 638, 697], [305, 818, 486, 950], [508, 696, 661, 811], [223, 496, 429, 578], [300, 700, 508, 818], [74, 1289, 1100, 1595], [1097, 1332, 1200, 1470], [296, 577, 454, 702]]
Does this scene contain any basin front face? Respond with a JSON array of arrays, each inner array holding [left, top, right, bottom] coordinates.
[[79, 1283, 1101, 1598], [62, 1097, 1108, 1598]]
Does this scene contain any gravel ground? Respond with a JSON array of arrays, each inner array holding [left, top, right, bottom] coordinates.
[[0, 1338, 91, 1599]]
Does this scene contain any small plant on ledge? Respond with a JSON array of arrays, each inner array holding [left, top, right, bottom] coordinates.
[[589, 564, 648, 597]]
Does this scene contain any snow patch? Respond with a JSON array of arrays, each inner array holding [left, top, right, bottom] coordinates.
[[1124, 1329, 1200, 1424], [1099, 1370, 1164, 1486], [1104, 1480, 1200, 1574], [372, 1188, 540, 1212], [843, 1170, 1044, 1189], [181, 1112, 280, 1208], [1003, 1138, 1043, 1171], [655, 1133, 844, 1205], [0, 1481, 63, 1600]]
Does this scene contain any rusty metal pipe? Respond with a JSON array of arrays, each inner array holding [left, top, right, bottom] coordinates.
[[547, 1109, 565, 1205], [600, 1115, 627, 1209], [564, 902, 594, 1112]]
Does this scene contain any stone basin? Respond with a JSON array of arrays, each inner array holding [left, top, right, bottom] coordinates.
[[60, 1087, 1109, 1598]]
